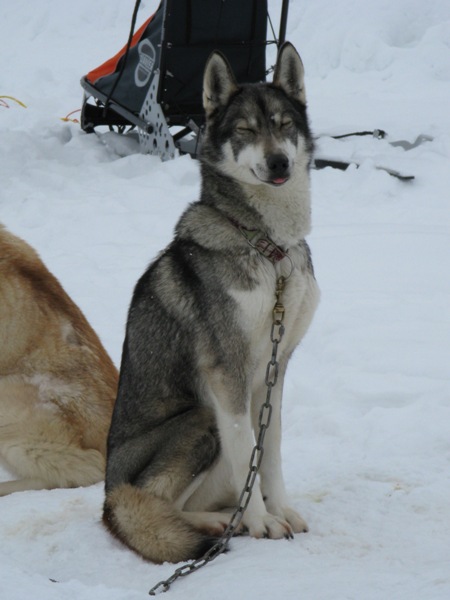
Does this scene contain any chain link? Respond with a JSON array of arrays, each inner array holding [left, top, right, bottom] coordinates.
[[149, 276, 287, 596]]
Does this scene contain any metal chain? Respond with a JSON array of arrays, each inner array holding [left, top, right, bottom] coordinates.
[[149, 275, 287, 596]]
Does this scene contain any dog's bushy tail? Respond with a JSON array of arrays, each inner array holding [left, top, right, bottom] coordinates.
[[103, 484, 218, 564]]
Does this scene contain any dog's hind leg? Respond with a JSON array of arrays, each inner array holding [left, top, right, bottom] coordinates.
[[0, 378, 105, 494], [0, 453, 105, 496], [0, 446, 105, 496], [0, 477, 52, 496], [0, 422, 105, 495], [182, 509, 245, 537], [103, 406, 223, 563]]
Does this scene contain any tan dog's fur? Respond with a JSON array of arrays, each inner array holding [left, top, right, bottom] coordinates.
[[0, 224, 118, 495]]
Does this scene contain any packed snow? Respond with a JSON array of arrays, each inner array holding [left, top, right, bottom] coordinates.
[[1, 0, 449, 598]]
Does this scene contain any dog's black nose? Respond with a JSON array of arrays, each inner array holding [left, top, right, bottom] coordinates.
[[266, 153, 290, 179]]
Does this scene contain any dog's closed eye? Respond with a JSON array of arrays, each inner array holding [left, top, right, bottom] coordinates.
[[236, 126, 256, 136], [281, 118, 293, 129]]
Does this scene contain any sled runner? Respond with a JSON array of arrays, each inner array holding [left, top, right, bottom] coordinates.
[[80, 0, 289, 160], [313, 130, 434, 181]]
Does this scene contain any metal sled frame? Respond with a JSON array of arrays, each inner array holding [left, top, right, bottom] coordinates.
[[80, 0, 290, 160]]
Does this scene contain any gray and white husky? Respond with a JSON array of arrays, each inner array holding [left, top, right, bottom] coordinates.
[[103, 42, 320, 564]]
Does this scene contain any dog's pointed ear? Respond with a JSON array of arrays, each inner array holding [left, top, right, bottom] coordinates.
[[203, 51, 239, 116], [273, 42, 306, 104]]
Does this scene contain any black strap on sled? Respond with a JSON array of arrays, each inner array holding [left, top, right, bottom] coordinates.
[[331, 129, 387, 140], [103, 0, 143, 118]]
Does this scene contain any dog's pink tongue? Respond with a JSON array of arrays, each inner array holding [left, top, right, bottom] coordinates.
[[272, 177, 288, 185]]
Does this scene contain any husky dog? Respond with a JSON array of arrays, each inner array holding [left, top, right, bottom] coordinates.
[[0, 225, 118, 495], [103, 42, 319, 563]]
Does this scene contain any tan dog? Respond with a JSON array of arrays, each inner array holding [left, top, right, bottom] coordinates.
[[0, 224, 118, 496]]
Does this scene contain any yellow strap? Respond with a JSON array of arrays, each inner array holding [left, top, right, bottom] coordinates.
[[0, 95, 27, 108], [60, 108, 81, 123]]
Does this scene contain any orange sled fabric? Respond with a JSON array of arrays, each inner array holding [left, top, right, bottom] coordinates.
[[86, 14, 155, 84]]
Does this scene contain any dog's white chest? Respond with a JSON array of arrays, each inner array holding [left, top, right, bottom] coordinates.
[[230, 247, 319, 368], [231, 266, 274, 333]]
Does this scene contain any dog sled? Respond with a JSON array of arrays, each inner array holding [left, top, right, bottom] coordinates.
[[80, 0, 289, 160], [80, 0, 422, 179]]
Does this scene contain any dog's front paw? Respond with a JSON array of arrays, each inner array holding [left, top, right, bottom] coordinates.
[[281, 506, 308, 533], [243, 512, 294, 540], [264, 502, 308, 534], [264, 497, 308, 533]]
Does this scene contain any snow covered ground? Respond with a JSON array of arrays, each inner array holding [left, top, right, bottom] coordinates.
[[1, 0, 449, 598]]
